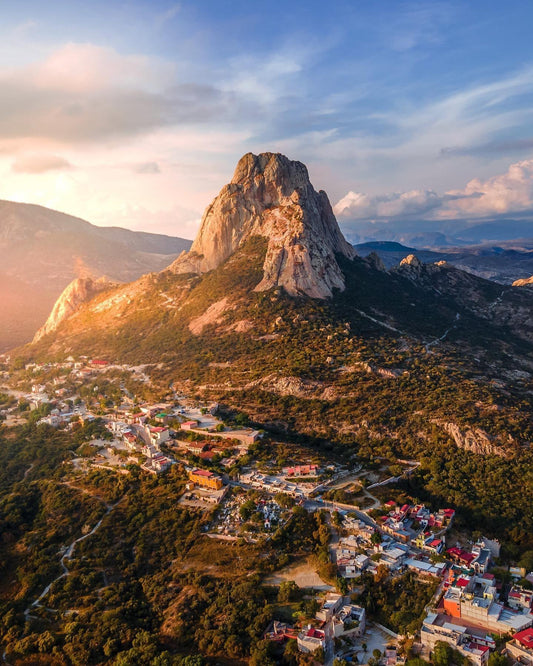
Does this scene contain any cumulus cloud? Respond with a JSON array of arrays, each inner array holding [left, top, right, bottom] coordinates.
[[11, 153, 73, 173], [334, 159, 533, 222]]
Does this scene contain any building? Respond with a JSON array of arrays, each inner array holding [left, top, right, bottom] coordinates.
[[421, 613, 492, 666], [508, 586, 533, 612], [146, 426, 170, 446], [282, 464, 319, 477], [188, 469, 223, 490], [297, 626, 325, 654], [506, 627, 533, 664], [316, 593, 343, 622], [443, 574, 533, 634], [181, 420, 199, 430]]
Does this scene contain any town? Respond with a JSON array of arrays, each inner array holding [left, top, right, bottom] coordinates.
[[1, 354, 532, 666]]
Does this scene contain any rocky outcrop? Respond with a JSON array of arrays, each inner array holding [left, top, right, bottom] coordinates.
[[170, 152, 356, 298], [434, 420, 511, 457], [512, 275, 533, 287], [33, 276, 114, 342]]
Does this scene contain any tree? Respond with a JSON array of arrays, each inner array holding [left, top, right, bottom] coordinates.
[[488, 653, 510, 666], [278, 580, 299, 603], [239, 499, 256, 521], [336, 576, 348, 595], [249, 640, 276, 666]]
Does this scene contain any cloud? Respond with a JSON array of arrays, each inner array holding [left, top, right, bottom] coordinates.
[[11, 154, 73, 173], [133, 161, 160, 174], [441, 137, 533, 157], [334, 159, 533, 221], [0, 43, 235, 145]]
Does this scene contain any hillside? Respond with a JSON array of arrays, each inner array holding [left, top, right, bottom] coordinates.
[[24, 154, 533, 464], [0, 200, 191, 351]]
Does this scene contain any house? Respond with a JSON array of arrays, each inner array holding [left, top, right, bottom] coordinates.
[[146, 426, 170, 446], [442, 574, 533, 634], [263, 621, 297, 643], [447, 547, 477, 568], [188, 469, 223, 490], [405, 558, 446, 578], [181, 420, 199, 430], [423, 537, 445, 555], [90, 359, 109, 367], [472, 548, 491, 575], [297, 626, 325, 654], [420, 613, 491, 666], [508, 586, 533, 612], [123, 431, 139, 450], [506, 627, 533, 665], [316, 593, 343, 622], [185, 442, 207, 455], [282, 464, 319, 477]]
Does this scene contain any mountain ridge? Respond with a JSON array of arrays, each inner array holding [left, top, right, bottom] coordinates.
[[0, 200, 192, 351]]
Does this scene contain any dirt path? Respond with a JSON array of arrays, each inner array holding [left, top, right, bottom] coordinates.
[[23, 495, 124, 622]]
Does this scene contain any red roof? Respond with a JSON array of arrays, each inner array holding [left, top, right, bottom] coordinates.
[[305, 627, 325, 639], [513, 627, 533, 649], [401, 504, 410, 513], [482, 573, 495, 580], [91, 359, 109, 365], [200, 450, 216, 460], [447, 547, 475, 563], [429, 539, 442, 548], [443, 508, 455, 516], [191, 468, 213, 478], [385, 500, 397, 507], [457, 577, 470, 588]]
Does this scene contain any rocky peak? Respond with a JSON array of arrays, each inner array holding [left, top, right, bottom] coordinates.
[[170, 152, 356, 298], [365, 251, 387, 272], [33, 276, 114, 342], [399, 253, 422, 269]]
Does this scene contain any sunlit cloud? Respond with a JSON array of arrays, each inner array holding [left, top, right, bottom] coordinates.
[[11, 153, 73, 173], [335, 159, 533, 222]]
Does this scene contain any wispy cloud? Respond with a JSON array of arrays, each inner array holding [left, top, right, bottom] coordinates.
[[11, 153, 73, 173]]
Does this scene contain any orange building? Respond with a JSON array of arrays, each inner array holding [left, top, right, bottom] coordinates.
[[188, 468, 223, 490]]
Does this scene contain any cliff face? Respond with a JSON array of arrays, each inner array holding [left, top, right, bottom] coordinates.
[[512, 275, 533, 287], [33, 276, 114, 342], [171, 152, 355, 298]]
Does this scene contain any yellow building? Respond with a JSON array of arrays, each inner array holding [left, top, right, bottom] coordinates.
[[189, 468, 223, 490]]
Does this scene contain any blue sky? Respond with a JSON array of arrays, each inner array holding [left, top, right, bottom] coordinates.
[[0, 1, 532, 237]]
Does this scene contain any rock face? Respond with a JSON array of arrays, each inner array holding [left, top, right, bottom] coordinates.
[[512, 275, 533, 287], [171, 152, 356, 298], [436, 420, 510, 457], [34, 276, 114, 342]]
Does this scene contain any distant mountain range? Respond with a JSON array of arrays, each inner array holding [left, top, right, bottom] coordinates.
[[353, 240, 533, 284], [0, 200, 191, 351], [341, 217, 533, 249]]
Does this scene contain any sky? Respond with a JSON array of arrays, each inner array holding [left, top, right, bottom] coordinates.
[[1, 1, 533, 238]]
